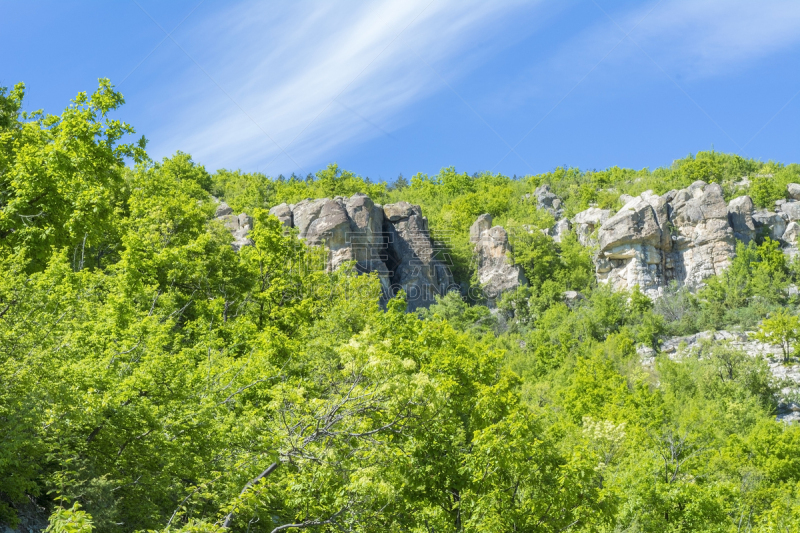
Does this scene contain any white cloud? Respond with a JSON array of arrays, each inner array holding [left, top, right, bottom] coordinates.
[[146, 0, 542, 175]]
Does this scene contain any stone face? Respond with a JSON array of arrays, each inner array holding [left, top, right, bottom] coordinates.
[[753, 210, 788, 241], [533, 184, 564, 218], [727, 195, 756, 243], [780, 201, 800, 222], [264, 196, 454, 310], [269, 203, 293, 227], [472, 223, 526, 306], [595, 182, 738, 296], [572, 207, 611, 247], [383, 203, 455, 311], [470, 214, 493, 243], [789, 183, 800, 201]]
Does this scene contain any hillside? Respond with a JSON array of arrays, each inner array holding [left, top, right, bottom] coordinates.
[[4, 82, 800, 532]]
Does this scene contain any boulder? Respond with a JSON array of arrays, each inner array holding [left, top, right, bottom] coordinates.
[[753, 211, 788, 241], [383, 201, 419, 222], [268, 203, 293, 227], [533, 184, 563, 218], [727, 195, 756, 243], [473, 224, 526, 306], [783, 222, 800, 246], [789, 183, 800, 201], [780, 201, 800, 222], [215, 202, 234, 217]]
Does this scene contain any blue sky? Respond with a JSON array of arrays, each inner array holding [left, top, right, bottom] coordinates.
[[3, 0, 799, 182]]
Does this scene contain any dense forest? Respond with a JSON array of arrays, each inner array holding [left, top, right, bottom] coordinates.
[[4, 80, 800, 533]]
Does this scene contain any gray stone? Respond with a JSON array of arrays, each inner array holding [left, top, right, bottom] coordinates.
[[470, 214, 493, 244], [269, 203, 293, 227], [215, 202, 233, 217], [783, 221, 800, 245], [571, 207, 610, 247], [473, 224, 526, 306], [383, 201, 419, 222], [789, 183, 800, 201], [551, 218, 571, 243], [780, 201, 800, 222], [595, 182, 736, 297], [727, 195, 756, 243], [753, 210, 788, 241]]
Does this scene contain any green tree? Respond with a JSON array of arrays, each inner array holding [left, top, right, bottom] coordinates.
[[753, 310, 800, 363]]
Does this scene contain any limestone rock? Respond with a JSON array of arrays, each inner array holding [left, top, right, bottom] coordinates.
[[217, 211, 253, 251], [572, 207, 610, 247], [669, 182, 735, 287], [753, 210, 788, 241], [789, 183, 800, 201], [269, 203, 293, 227], [783, 222, 800, 246], [727, 195, 756, 243], [470, 214, 494, 244], [384, 202, 455, 311], [383, 201, 419, 222], [265, 196, 453, 309], [215, 202, 234, 217], [550, 219, 571, 243], [533, 184, 563, 218], [595, 182, 737, 296], [780, 201, 800, 222], [473, 224, 526, 306]]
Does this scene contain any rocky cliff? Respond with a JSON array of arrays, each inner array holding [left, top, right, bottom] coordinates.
[[265, 193, 456, 310], [215, 182, 800, 308]]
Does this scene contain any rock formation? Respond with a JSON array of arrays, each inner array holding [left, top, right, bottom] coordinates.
[[571, 207, 611, 247], [470, 214, 526, 306], [215, 202, 253, 251], [596, 182, 736, 296], [595, 181, 800, 296], [533, 184, 564, 218], [267, 194, 455, 310]]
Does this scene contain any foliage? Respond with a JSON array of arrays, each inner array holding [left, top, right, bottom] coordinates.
[[753, 310, 800, 363], [3, 80, 800, 533]]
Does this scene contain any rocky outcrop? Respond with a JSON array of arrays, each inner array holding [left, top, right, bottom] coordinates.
[[727, 195, 756, 243], [470, 214, 526, 306], [789, 183, 800, 201], [533, 184, 564, 218], [268, 203, 293, 227], [654, 330, 800, 422], [267, 194, 455, 310], [572, 207, 611, 247], [215, 202, 253, 251], [596, 182, 737, 296]]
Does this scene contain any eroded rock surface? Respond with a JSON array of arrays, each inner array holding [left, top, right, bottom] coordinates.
[[267, 194, 455, 310], [572, 207, 610, 247], [215, 202, 253, 251], [596, 182, 736, 296], [470, 214, 526, 306]]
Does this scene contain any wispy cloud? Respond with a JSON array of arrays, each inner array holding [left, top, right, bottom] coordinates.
[[565, 0, 800, 81], [146, 0, 541, 174]]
